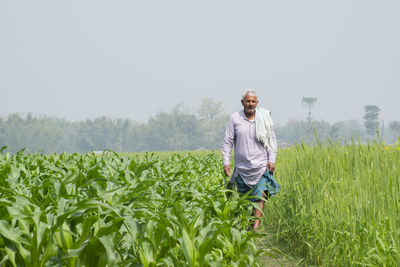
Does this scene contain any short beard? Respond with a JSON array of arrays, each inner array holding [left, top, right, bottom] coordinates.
[[244, 108, 255, 116]]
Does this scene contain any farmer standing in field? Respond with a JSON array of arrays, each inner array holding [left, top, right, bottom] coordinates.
[[222, 89, 280, 230]]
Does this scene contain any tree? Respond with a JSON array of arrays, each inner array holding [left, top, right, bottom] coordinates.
[[275, 119, 309, 144], [197, 98, 228, 149], [363, 105, 380, 137], [301, 97, 317, 127], [197, 98, 224, 121], [389, 121, 400, 139], [144, 104, 201, 151], [75, 117, 113, 152]]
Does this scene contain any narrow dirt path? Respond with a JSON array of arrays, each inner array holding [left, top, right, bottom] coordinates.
[[256, 226, 304, 267]]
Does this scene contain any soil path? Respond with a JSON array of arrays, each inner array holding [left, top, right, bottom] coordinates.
[[256, 226, 304, 267]]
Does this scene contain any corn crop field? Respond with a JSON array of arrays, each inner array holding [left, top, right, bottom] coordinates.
[[0, 149, 264, 266], [0, 141, 399, 266]]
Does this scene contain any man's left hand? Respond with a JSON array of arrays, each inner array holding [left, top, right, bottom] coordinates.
[[266, 162, 275, 174]]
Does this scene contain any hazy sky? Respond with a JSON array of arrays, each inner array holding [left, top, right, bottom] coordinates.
[[1, 0, 399, 125]]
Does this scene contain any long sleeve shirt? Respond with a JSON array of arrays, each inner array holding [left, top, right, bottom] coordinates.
[[222, 110, 277, 186]]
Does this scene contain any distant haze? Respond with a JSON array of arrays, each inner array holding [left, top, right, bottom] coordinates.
[[1, 0, 399, 125]]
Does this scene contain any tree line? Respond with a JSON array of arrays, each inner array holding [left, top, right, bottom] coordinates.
[[1, 98, 399, 153]]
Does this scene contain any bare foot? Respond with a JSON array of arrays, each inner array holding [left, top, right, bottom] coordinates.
[[253, 219, 260, 228], [251, 220, 260, 232]]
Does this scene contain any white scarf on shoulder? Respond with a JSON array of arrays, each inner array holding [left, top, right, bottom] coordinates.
[[255, 108, 277, 152]]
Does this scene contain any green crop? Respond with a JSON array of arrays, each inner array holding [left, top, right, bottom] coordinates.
[[3, 142, 396, 266], [0, 149, 270, 266], [266, 141, 400, 266]]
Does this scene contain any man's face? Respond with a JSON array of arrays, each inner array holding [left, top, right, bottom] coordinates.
[[241, 94, 258, 114]]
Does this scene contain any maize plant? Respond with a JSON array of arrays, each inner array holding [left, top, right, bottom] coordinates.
[[0, 149, 269, 266]]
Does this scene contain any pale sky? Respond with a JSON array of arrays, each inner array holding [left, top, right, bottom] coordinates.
[[1, 0, 399, 125]]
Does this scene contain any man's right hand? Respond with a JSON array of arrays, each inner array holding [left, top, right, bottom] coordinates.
[[223, 164, 231, 177]]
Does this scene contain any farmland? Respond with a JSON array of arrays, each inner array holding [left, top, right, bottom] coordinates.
[[0, 149, 264, 266], [0, 141, 399, 266], [267, 141, 400, 266]]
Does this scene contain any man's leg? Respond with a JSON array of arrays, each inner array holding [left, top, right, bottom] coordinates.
[[252, 200, 265, 229]]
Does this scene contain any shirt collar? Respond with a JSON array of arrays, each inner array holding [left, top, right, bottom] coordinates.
[[239, 110, 255, 123]]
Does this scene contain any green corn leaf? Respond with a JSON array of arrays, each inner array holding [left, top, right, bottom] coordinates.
[[0, 221, 21, 243], [5, 247, 17, 267], [98, 235, 118, 266], [64, 240, 89, 258], [54, 227, 73, 251], [180, 229, 196, 267], [96, 217, 124, 237], [0, 221, 31, 265], [39, 242, 57, 267], [138, 241, 154, 267], [189, 210, 204, 235]]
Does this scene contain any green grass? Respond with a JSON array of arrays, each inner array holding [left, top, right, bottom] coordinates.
[[265, 141, 400, 266]]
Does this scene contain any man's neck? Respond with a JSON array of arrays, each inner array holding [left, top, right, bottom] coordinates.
[[244, 110, 255, 120]]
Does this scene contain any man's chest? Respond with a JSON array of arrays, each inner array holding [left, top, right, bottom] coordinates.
[[234, 120, 256, 138]]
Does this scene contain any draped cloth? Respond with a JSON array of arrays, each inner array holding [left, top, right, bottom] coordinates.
[[255, 108, 277, 153], [235, 170, 281, 202]]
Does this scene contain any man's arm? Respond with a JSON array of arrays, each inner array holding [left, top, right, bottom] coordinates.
[[266, 130, 277, 173], [222, 115, 235, 177]]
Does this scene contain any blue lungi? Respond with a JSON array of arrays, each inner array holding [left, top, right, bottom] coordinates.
[[235, 170, 280, 202]]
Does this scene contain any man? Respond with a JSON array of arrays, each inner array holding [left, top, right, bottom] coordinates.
[[222, 89, 280, 230]]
